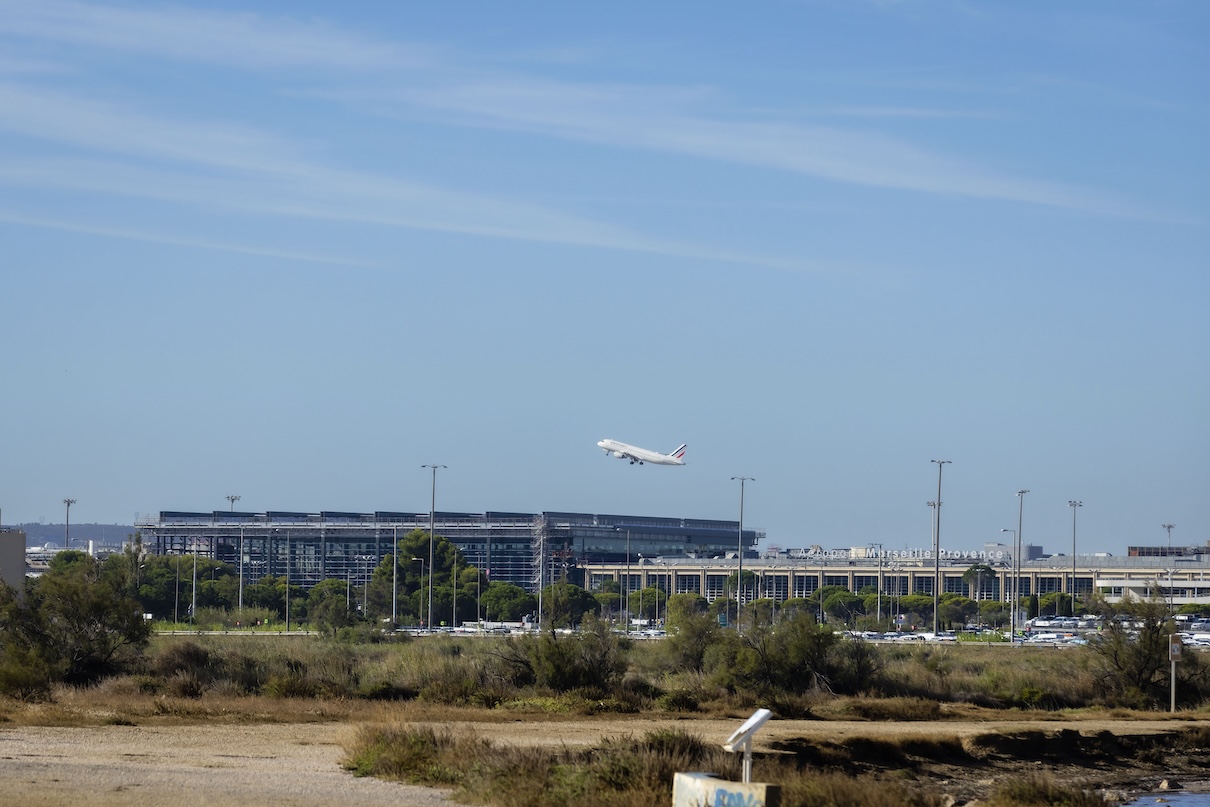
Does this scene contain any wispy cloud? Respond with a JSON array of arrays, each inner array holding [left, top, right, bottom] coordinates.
[[363, 78, 1142, 217], [0, 0, 1175, 267], [0, 0, 420, 70], [0, 209, 381, 268]]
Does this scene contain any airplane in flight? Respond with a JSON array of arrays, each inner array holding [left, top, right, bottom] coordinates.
[[596, 438, 687, 466]]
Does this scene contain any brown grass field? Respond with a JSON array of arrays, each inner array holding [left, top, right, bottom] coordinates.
[[4, 690, 1210, 806]]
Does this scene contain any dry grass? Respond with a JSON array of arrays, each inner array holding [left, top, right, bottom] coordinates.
[[343, 723, 963, 807], [984, 773, 1109, 806]]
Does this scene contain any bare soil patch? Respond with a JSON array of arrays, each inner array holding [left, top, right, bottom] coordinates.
[[3, 702, 1210, 805]]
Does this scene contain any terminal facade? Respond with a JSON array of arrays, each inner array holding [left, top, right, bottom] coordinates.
[[582, 545, 1210, 608], [134, 510, 762, 593], [86, 512, 1210, 609]]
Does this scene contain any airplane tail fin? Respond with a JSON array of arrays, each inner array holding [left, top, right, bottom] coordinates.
[[670, 444, 687, 460]]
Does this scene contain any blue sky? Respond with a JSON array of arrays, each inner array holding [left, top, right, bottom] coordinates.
[[1, 1, 1205, 557]]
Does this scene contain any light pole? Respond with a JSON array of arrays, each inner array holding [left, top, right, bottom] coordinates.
[[284, 530, 291, 631], [1163, 524, 1176, 614], [63, 498, 76, 550], [870, 543, 883, 623], [930, 459, 950, 636], [624, 528, 631, 631], [1165, 568, 1176, 616], [1068, 501, 1082, 616], [412, 557, 425, 626], [237, 526, 244, 613], [226, 494, 240, 512], [364, 554, 372, 613], [1016, 490, 1028, 631], [422, 465, 446, 634], [452, 549, 459, 630], [1002, 529, 1017, 637], [392, 526, 399, 626], [889, 562, 901, 629], [656, 559, 667, 626], [191, 542, 198, 627], [731, 476, 754, 632]]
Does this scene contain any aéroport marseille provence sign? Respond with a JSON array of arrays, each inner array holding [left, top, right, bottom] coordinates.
[[796, 548, 1010, 563]]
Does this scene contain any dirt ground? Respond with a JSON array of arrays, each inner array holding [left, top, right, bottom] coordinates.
[[3, 713, 1210, 806]]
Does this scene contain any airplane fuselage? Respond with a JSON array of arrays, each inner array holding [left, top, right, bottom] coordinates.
[[597, 439, 686, 466]]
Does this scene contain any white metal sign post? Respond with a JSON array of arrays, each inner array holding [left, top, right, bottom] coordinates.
[[723, 708, 773, 784], [1170, 634, 1182, 713]]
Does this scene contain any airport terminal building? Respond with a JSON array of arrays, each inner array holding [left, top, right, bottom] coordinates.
[[125, 510, 1210, 608], [583, 544, 1210, 609], [134, 510, 763, 593]]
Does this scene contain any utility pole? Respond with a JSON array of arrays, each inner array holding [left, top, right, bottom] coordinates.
[[1068, 501, 1082, 616], [63, 498, 77, 550], [731, 477, 754, 633], [1163, 524, 1176, 613], [1016, 490, 1029, 635], [422, 465, 446, 631], [930, 458, 950, 636]]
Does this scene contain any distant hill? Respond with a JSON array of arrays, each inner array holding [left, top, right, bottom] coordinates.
[[15, 523, 135, 550]]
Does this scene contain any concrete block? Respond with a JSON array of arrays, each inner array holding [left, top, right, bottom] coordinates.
[[672, 772, 780, 807]]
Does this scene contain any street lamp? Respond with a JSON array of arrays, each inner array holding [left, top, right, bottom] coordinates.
[[452, 549, 459, 630], [284, 530, 291, 631], [1068, 501, 1082, 616], [63, 498, 76, 550], [870, 543, 883, 622], [392, 526, 398, 626], [411, 557, 425, 626], [1016, 489, 1028, 632], [731, 476, 754, 632], [1162, 524, 1176, 614], [1002, 529, 1017, 638], [422, 465, 446, 634], [625, 528, 631, 631], [929, 459, 950, 636], [656, 559, 668, 626], [226, 494, 240, 512]]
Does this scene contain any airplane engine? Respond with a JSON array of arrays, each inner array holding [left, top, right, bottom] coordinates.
[[613, 451, 626, 458]]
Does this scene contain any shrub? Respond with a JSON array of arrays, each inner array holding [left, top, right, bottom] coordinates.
[[0, 644, 53, 701], [986, 773, 1105, 806], [656, 689, 699, 713]]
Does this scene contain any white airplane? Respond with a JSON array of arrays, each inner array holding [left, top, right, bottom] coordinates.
[[596, 438, 687, 466]]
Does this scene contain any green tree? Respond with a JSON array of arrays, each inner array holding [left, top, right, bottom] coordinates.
[[898, 594, 935, 629], [307, 578, 359, 633], [823, 589, 865, 624], [482, 582, 536, 622], [630, 585, 667, 622], [978, 599, 1008, 627], [540, 581, 599, 628], [708, 613, 842, 696], [937, 594, 977, 630], [778, 597, 814, 622], [0, 553, 151, 691], [962, 564, 995, 601], [367, 529, 483, 626], [664, 593, 708, 627], [1084, 593, 1210, 706], [663, 598, 719, 672], [594, 590, 621, 621], [520, 615, 625, 693]]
